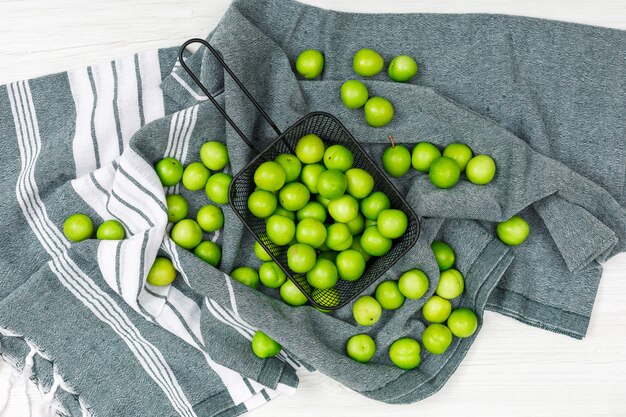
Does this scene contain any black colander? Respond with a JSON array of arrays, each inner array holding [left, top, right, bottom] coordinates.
[[179, 39, 420, 310]]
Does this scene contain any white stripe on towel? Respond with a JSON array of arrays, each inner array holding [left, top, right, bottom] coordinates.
[[68, 69, 98, 178], [171, 71, 209, 101], [114, 56, 142, 149], [138, 50, 165, 124], [91, 62, 120, 167]]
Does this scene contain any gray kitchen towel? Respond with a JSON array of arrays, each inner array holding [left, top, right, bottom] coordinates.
[[1, 0, 625, 415], [163, 0, 626, 340]]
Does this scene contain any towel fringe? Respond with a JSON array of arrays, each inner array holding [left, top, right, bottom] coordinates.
[[21, 345, 37, 380], [0, 324, 92, 416]]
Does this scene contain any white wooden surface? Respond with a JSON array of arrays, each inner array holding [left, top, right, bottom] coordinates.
[[1, 1, 625, 416]]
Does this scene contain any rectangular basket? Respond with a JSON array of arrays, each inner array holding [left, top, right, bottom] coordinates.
[[229, 111, 420, 310]]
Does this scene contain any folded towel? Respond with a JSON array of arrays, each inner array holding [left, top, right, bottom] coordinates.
[[1, 0, 625, 414]]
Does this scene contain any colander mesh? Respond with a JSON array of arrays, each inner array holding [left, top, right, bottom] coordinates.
[[229, 112, 419, 310]]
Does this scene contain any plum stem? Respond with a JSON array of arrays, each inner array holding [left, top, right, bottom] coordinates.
[[388, 134, 395, 148]]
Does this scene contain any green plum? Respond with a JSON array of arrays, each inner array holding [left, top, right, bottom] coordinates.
[[323, 144, 354, 172], [341, 80, 369, 109], [345, 212, 365, 236], [182, 161, 210, 191], [360, 191, 391, 220], [254, 241, 273, 261], [306, 258, 338, 289], [398, 269, 429, 299], [280, 279, 309, 306], [266, 215, 296, 246], [96, 219, 125, 240], [364, 97, 394, 127], [287, 243, 317, 273], [336, 249, 366, 281], [146, 257, 176, 286], [447, 308, 479, 338], [387, 54, 418, 82], [466, 155, 496, 185], [352, 295, 382, 326], [353, 48, 384, 77], [295, 134, 325, 164], [411, 142, 441, 172], [197, 204, 224, 232], [325, 223, 353, 251], [230, 266, 259, 289], [297, 201, 327, 223], [274, 153, 302, 183], [436, 269, 464, 299], [422, 323, 453, 355], [389, 338, 421, 370], [166, 194, 188, 223], [346, 334, 376, 363], [248, 190, 278, 218], [295, 49, 324, 79], [63, 213, 94, 242], [422, 295, 452, 323], [375, 280, 405, 310], [193, 241, 221, 267], [317, 169, 347, 199], [496, 215, 530, 246], [382, 137, 411, 178], [251, 330, 282, 358], [377, 209, 408, 239], [279, 182, 310, 211], [429, 156, 460, 189], [360, 226, 392, 256], [328, 195, 359, 223], [205, 173, 232, 204], [171, 219, 202, 250], [300, 163, 327, 194], [155, 157, 183, 186], [295, 218, 327, 248], [431, 240, 455, 270], [345, 168, 374, 199], [200, 141, 229, 171], [254, 161, 286, 192], [443, 143, 473, 171], [259, 261, 287, 288]]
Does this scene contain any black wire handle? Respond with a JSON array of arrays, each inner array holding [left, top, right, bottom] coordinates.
[[178, 38, 282, 152]]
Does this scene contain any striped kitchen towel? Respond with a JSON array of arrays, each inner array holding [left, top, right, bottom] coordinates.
[[0, 47, 298, 417], [1, 0, 626, 414]]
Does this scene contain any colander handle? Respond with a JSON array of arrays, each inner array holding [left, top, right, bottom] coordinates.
[[178, 38, 282, 152]]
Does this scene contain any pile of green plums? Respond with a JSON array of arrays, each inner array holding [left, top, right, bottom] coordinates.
[[295, 48, 419, 128], [149, 141, 232, 287], [242, 133, 410, 302], [63, 214, 126, 243], [382, 139, 497, 188], [63, 213, 176, 289], [346, 240, 479, 369], [382, 138, 530, 246], [342, 49, 418, 128]]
